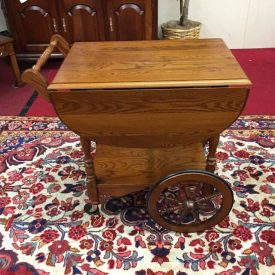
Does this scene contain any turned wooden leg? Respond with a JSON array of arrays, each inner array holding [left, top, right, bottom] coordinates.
[[206, 135, 220, 173], [80, 137, 99, 209], [203, 135, 220, 195], [8, 43, 24, 88]]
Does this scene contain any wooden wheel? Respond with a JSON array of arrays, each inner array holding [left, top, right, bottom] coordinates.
[[147, 170, 234, 233]]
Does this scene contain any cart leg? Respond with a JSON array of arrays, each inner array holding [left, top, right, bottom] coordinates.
[[80, 137, 99, 214], [206, 135, 220, 173], [203, 135, 220, 197]]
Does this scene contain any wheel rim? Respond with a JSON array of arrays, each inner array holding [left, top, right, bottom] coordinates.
[[147, 170, 234, 233]]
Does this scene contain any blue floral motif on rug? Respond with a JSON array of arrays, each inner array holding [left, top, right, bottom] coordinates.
[[0, 116, 274, 275]]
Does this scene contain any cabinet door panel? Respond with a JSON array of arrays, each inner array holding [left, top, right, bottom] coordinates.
[[58, 0, 105, 42], [5, 0, 59, 52], [106, 0, 154, 41]]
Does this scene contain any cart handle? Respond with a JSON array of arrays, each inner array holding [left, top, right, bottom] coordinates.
[[22, 34, 70, 102]]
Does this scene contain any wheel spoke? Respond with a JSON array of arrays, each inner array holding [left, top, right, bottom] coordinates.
[[185, 183, 202, 200], [194, 192, 221, 204], [177, 184, 188, 201], [162, 195, 177, 203], [192, 209, 201, 224], [159, 205, 180, 214], [178, 207, 189, 224]]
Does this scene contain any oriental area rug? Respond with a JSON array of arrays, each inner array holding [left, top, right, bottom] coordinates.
[[0, 116, 274, 275]]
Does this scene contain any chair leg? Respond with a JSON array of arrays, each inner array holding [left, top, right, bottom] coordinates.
[[8, 43, 24, 88]]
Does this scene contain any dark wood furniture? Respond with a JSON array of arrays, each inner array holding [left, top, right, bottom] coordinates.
[[0, 35, 23, 87], [22, 35, 251, 232], [1, 0, 158, 60]]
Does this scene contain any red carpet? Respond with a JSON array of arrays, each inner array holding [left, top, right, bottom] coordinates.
[[232, 48, 275, 115], [26, 96, 56, 116], [26, 62, 58, 117], [0, 60, 34, 115], [1, 48, 275, 116], [0, 59, 57, 116]]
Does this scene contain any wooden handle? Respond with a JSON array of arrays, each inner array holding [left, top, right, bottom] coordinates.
[[22, 69, 51, 102], [32, 34, 70, 72], [32, 40, 57, 71], [22, 34, 70, 102]]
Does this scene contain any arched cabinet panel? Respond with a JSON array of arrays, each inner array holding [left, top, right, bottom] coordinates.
[[58, 0, 106, 42], [114, 3, 145, 40], [106, 0, 157, 41], [20, 6, 52, 43], [3, 0, 59, 54]]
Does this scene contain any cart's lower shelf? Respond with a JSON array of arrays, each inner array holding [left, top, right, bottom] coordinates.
[[94, 142, 206, 197]]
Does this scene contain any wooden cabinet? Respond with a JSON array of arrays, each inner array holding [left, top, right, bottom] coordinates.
[[1, 0, 158, 60]]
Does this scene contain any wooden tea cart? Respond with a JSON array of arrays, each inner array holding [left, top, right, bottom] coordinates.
[[22, 35, 250, 233]]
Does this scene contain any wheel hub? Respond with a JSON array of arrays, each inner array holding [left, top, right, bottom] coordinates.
[[186, 200, 195, 209]]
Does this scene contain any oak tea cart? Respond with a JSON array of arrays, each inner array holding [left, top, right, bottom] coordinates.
[[22, 35, 251, 233]]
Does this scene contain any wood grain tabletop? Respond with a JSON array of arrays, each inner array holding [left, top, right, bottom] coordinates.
[[49, 39, 251, 90]]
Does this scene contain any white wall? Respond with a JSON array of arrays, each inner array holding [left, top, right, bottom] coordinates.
[[0, 1, 274, 48], [159, 0, 275, 49], [0, 8, 7, 32], [244, 0, 275, 48]]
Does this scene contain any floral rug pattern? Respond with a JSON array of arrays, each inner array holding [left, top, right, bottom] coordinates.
[[0, 116, 274, 275]]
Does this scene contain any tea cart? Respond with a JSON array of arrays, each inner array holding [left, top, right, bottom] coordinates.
[[22, 35, 250, 232]]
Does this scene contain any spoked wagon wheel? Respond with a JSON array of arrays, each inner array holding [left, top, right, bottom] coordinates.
[[147, 170, 233, 233]]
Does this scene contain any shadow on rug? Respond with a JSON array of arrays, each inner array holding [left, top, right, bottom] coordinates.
[[0, 116, 274, 275]]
